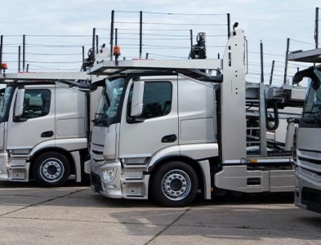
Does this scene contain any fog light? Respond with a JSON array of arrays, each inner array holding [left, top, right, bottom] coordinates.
[[102, 169, 117, 183], [107, 184, 117, 189]]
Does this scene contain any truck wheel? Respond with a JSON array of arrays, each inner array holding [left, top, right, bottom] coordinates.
[[33, 152, 70, 187], [151, 161, 198, 207]]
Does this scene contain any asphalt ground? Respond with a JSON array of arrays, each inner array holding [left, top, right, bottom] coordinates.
[[0, 180, 320, 245]]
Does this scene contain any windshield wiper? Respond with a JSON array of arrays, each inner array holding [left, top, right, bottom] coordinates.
[[312, 111, 321, 126], [92, 113, 108, 125], [302, 111, 314, 116], [302, 111, 321, 126]]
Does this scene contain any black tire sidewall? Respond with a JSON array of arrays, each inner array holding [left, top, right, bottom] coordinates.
[[151, 161, 198, 207], [33, 152, 70, 187]]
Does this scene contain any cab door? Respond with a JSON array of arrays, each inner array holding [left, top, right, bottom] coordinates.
[[6, 86, 55, 154], [119, 76, 178, 159]]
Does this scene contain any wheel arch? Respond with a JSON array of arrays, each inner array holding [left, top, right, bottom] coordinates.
[[27, 138, 88, 181]]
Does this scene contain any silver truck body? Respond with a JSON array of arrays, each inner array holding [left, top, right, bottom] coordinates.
[[88, 30, 305, 206]]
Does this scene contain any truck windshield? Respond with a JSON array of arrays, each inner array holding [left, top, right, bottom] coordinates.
[[0, 86, 14, 122], [303, 69, 321, 113], [301, 69, 321, 126], [94, 77, 126, 126]]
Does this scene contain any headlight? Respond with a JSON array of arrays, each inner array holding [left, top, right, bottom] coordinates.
[[102, 168, 117, 183]]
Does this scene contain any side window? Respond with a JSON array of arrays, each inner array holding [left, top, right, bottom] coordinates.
[[128, 81, 172, 119], [22, 89, 51, 119]]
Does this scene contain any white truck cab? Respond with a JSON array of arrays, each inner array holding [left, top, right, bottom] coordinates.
[[0, 72, 99, 187]]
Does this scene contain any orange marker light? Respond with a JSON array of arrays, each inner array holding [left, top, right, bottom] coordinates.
[[250, 159, 258, 164], [0, 63, 8, 70], [113, 45, 121, 56]]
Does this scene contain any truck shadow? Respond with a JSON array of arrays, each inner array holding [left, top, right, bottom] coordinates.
[[105, 194, 321, 243], [1, 182, 320, 243], [0, 180, 297, 208]]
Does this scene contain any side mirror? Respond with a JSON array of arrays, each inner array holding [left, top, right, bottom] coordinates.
[[292, 73, 303, 85], [14, 88, 25, 117], [130, 81, 144, 117]]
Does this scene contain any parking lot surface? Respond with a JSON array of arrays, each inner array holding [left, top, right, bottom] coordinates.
[[0, 181, 320, 245]]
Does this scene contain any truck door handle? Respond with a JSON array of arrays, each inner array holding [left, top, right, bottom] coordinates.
[[162, 134, 177, 143], [41, 131, 54, 137]]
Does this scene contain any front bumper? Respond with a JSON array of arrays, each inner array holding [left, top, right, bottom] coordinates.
[[295, 167, 321, 214], [0, 151, 29, 182], [0, 151, 8, 180], [90, 159, 123, 199], [90, 158, 149, 200]]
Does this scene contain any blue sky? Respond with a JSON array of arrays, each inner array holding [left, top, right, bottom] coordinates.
[[0, 0, 320, 85]]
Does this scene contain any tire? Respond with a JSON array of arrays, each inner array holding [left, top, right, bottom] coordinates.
[[33, 152, 70, 187], [151, 161, 198, 207]]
